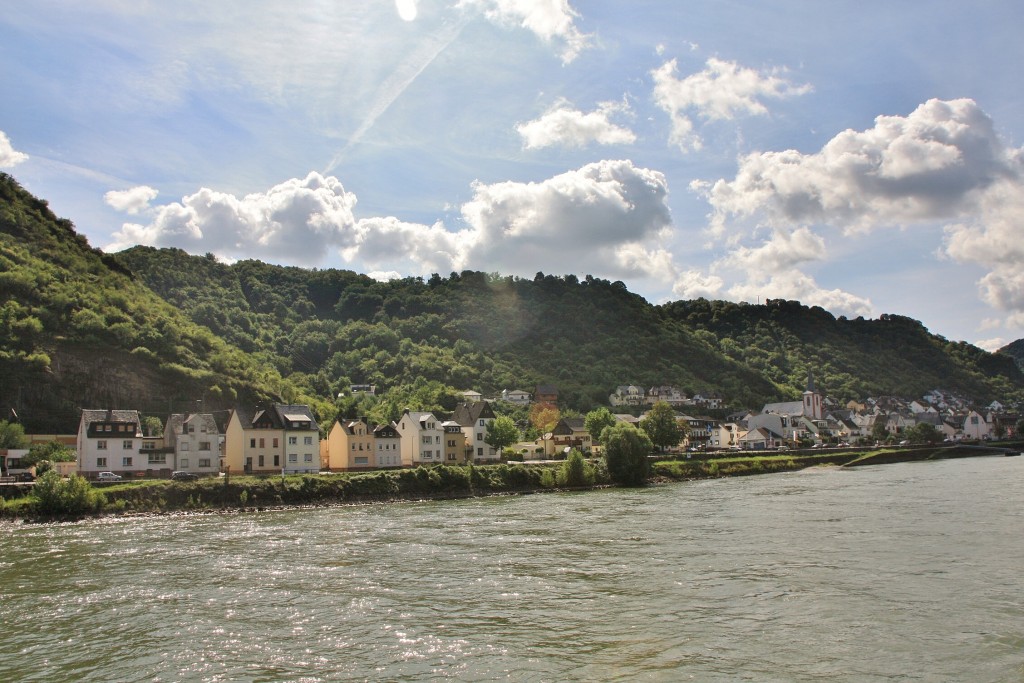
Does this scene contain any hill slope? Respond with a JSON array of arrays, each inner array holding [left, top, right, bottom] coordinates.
[[2, 173, 1021, 433], [0, 173, 310, 432]]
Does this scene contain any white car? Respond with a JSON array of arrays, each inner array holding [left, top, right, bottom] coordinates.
[[97, 471, 122, 481]]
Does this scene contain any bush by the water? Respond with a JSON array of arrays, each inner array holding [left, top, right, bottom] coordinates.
[[33, 471, 105, 516]]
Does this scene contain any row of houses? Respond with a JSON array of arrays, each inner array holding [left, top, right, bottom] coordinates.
[[67, 400, 507, 479], [609, 385, 723, 410]]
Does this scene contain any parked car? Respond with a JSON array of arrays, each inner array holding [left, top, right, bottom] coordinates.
[[97, 471, 122, 481], [171, 471, 199, 481]]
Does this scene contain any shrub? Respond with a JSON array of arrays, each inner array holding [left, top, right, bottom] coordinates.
[[557, 449, 593, 487], [33, 471, 105, 516]]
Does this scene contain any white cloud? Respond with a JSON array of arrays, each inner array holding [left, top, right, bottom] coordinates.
[[516, 98, 636, 149], [722, 226, 826, 273], [0, 130, 28, 167], [974, 336, 1008, 352], [459, 159, 674, 280], [104, 185, 159, 214], [458, 0, 590, 63], [672, 270, 724, 299], [700, 98, 1021, 235], [107, 160, 677, 287], [727, 270, 873, 318], [108, 172, 361, 265], [652, 57, 810, 151], [697, 97, 1024, 321]]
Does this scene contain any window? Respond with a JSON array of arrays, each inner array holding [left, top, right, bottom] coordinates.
[[423, 450, 432, 459], [304, 436, 313, 445], [479, 419, 485, 427], [122, 456, 133, 467], [447, 453, 456, 461], [352, 443, 357, 450], [181, 442, 190, 451], [122, 440, 133, 449], [477, 432, 483, 441], [358, 443, 363, 450], [304, 453, 313, 462], [477, 448, 483, 456], [274, 455, 280, 467], [97, 440, 107, 450], [288, 436, 297, 445], [273, 438, 279, 448], [96, 457, 107, 467], [180, 458, 189, 468], [259, 455, 265, 467], [250, 438, 256, 448], [288, 454, 297, 462], [148, 453, 166, 464], [422, 436, 432, 444], [355, 456, 369, 465], [199, 442, 210, 451], [447, 440, 456, 447], [259, 438, 265, 448], [141, 442, 153, 450], [198, 458, 211, 468]]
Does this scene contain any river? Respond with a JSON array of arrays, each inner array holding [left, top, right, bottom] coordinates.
[[0, 457, 1021, 681]]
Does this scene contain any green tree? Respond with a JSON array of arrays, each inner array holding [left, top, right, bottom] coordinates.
[[871, 420, 889, 443], [0, 420, 27, 449], [22, 440, 75, 469], [603, 422, 652, 487], [584, 407, 616, 446], [33, 471, 105, 516], [485, 415, 520, 453], [639, 401, 682, 452], [142, 415, 164, 437], [905, 422, 942, 445], [557, 449, 593, 487]]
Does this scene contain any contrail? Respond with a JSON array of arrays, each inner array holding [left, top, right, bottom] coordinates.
[[325, 15, 469, 173]]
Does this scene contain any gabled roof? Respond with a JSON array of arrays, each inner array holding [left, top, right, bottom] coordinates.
[[235, 404, 318, 431], [451, 401, 495, 427], [80, 409, 142, 437]]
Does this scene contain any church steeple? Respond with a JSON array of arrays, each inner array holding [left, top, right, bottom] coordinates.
[[803, 370, 822, 420]]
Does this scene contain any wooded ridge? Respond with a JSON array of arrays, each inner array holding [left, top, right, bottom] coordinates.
[[1, 172, 1021, 433]]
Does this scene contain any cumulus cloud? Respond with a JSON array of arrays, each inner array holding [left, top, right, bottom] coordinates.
[[517, 98, 636, 149], [0, 131, 28, 167], [700, 98, 1021, 234], [458, 0, 590, 63], [721, 226, 826, 273], [108, 172, 361, 265], [728, 270, 873, 318], [108, 160, 678, 288], [698, 97, 1024, 321], [459, 159, 673, 279], [105, 185, 159, 214], [652, 57, 810, 151], [672, 270, 724, 299]]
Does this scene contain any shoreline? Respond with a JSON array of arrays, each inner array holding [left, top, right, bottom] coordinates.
[[2, 444, 1015, 524]]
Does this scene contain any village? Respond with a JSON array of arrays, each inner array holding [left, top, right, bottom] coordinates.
[[1, 377, 1018, 483]]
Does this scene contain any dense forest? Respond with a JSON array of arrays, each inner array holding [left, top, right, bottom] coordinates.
[[1, 172, 1022, 433]]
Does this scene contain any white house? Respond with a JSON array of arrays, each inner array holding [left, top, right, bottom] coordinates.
[[163, 412, 222, 476], [961, 410, 991, 440], [76, 409, 142, 478], [452, 401, 500, 462], [396, 410, 445, 466]]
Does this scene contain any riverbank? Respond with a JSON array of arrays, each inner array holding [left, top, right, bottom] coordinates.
[[2, 443, 1016, 522]]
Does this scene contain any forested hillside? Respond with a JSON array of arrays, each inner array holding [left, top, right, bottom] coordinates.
[[0, 173, 313, 432], [2, 172, 1022, 434]]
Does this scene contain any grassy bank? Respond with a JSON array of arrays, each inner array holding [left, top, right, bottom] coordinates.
[[2, 444, 1013, 522], [0, 460, 607, 521]]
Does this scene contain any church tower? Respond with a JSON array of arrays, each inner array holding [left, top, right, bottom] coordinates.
[[802, 371, 823, 421]]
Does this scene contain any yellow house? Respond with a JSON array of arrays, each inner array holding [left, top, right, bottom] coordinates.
[[442, 421, 468, 463], [224, 404, 320, 475], [326, 417, 375, 471]]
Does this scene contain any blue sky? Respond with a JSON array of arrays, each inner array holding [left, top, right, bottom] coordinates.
[[3, 1, 1024, 350]]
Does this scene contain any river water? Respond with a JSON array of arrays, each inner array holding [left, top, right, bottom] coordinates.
[[1, 457, 1021, 682]]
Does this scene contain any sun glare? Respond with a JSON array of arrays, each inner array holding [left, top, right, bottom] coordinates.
[[395, 0, 418, 22]]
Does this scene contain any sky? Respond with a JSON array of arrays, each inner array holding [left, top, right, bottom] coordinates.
[[3, 1, 1024, 350]]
